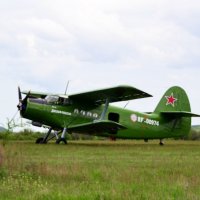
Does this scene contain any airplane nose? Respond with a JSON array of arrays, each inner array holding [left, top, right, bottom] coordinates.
[[17, 86, 30, 112], [17, 86, 23, 110]]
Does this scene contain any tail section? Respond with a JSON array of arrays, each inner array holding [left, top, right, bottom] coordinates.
[[154, 86, 199, 138]]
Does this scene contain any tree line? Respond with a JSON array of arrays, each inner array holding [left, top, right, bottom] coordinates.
[[0, 128, 200, 141]]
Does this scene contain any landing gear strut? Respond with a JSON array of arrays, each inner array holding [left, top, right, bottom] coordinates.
[[56, 127, 67, 144], [35, 128, 53, 144], [35, 128, 66, 144]]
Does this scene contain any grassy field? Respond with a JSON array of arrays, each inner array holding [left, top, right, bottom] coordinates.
[[0, 140, 200, 200]]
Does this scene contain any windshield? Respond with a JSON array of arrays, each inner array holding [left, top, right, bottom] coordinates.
[[45, 95, 59, 104]]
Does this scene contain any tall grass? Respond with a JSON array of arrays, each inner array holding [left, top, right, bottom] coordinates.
[[0, 140, 200, 199]]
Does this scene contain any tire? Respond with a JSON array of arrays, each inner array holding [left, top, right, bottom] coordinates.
[[56, 138, 67, 144], [35, 137, 44, 144]]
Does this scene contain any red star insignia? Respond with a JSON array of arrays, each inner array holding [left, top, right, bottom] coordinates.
[[165, 93, 177, 107]]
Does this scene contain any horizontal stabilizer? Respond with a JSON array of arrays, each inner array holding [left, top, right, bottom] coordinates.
[[68, 120, 127, 135], [160, 111, 200, 118]]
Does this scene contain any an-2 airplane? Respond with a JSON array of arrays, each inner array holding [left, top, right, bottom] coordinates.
[[17, 85, 199, 145]]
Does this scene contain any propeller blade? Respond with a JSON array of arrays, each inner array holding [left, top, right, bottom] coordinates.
[[18, 86, 22, 102], [17, 87, 30, 111]]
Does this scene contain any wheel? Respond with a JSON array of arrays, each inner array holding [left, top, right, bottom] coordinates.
[[56, 138, 67, 144], [36, 137, 45, 144]]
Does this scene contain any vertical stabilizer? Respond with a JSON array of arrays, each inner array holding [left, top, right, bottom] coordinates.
[[154, 86, 191, 113], [154, 86, 191, 137]]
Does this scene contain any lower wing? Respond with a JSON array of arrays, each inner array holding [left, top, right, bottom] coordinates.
[[68, 120, 127, 136]]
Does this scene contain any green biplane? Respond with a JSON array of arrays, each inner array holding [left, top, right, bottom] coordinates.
[[17, 85, 199, 145]]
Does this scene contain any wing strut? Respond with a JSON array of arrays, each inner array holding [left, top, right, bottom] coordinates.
[[99, 98, 110, 120]]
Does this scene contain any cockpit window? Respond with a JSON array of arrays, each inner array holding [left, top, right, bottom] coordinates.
[[45, 95, 71, 105], [45, 95, 59, 104]]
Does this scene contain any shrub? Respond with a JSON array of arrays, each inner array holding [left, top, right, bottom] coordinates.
[[185, 129, 200, 140]]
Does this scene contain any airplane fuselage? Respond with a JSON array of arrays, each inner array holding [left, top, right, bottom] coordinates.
[[21, 98, 191, 140]]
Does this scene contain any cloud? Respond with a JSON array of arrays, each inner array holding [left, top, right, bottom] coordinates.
[[0, 0, 200, 125], [2, 0, 200, 68]]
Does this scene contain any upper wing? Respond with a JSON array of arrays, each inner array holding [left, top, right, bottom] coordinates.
[[22, 85, 152, 105], [69, 85, 152, 105], [22, 91, 50, 99], [68, 120, 127, 136]]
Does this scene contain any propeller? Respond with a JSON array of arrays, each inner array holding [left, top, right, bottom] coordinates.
[[18, 86, 22, 102], [17, 86, 22, 110], [17, 86, 30, 112]]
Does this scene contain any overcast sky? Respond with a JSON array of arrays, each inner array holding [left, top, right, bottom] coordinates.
[[0, 0, 200, 127]]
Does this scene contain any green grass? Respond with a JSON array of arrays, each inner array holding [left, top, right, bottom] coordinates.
[[0, 140, 200, 200]]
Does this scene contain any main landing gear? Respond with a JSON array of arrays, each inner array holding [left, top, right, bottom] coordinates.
[[35, 127, 68, 144], [56, 127, 67, 144]]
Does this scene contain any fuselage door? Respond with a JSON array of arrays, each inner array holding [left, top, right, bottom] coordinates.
[[108, 112, 120, 135], [108, 112, 120, 123]]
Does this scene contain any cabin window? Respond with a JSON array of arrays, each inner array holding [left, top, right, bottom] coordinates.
[[58, 97, 71, 105]]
